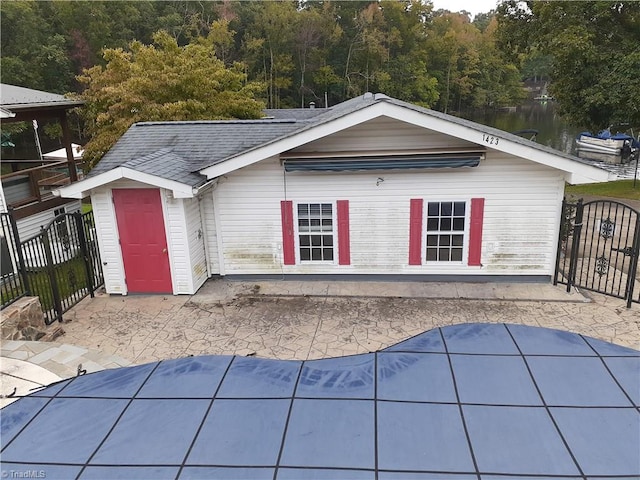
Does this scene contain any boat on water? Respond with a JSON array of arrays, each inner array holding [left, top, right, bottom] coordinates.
[[575, 130, 640, 155]]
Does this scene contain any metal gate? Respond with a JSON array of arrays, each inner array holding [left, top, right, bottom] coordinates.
[[554, 198, 640, 307], [1, 210, 104, 323]]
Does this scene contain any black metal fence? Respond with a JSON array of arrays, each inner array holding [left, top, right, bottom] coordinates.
[[0, 210, 104, 323], [555, 198, 640, 308], [1, 212, 29, 307]]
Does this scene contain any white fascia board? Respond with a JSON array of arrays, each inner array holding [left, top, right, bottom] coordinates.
[[119, 168, 195, 198], [198, 104, 387, 179], [56, 167, 195, 199], [56, 169, 125, 198], [383, 106, 612, 183]]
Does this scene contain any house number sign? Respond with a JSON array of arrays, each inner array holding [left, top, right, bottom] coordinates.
[[482, 134, 500, 145]]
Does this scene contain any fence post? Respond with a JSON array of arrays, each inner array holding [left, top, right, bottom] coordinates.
[[554, 198, 567, 286], [566, 199, 584, 293], [625, 218, 640, 308], [41, 228, 63, 323], [7, 207, 31, 295], [75, 212, 95, 298]]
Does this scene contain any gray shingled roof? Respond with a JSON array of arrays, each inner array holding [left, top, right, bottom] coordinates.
[[121, 148, 205, 187], [0, 84, 84, 110], [89, 93, 602, 188], [89, 119, 304, 185]]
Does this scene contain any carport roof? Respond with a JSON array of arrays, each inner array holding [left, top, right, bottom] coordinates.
[[0, 83, 84, 111]]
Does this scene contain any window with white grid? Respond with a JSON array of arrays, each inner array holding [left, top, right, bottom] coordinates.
[[297, 203, 334, 261], [426, 201, 466, 262]]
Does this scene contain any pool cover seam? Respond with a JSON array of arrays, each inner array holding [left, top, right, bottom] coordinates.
[[174, 354, 236, 480], [19, 460, 640, 478], [504, 324, 586, 478], [439, 326, 482, 480], [580, 333, 638, 408], [272, 354, 305, 480], [74, 361, 162, 480]]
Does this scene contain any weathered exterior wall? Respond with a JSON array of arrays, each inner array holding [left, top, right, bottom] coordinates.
[[91, 180, 205, 295], [213, 150, 564, 277], [184, 196, 209, 291], [200, 190, 220, 274]]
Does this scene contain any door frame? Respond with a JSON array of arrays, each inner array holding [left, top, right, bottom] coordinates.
[[111, 186, 175, 295]]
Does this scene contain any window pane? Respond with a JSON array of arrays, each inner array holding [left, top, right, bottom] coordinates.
[[454, 202, 465, 216], [439, 248, 450, 261], [427, 218, 439, 231], [299, 219, 309, 231], [440, 218, 452, 231], [428, 202, 439, 216], [426, 235, 438, 247], [298, 204, 308, 216], [300, 236, 310, 247], [324, 248, 333, 261], [300, 249, 310, 261], [310, 204, 321, 215], [311, 248, 322, 260], [321, 204, 332, 215], [452, 235, 464, 246], [321, 219, 333, 231], [451, 249, 463, 261], [426, 248, 437, 261], [440, 235, 450, 246], [311, 235, 321, 246], [453, 218, 465, 231], [324, 235, 333, 246], [441, 202, 452, 216]]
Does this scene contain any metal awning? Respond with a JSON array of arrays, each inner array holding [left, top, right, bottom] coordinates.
[[283, 153, 484, 172]]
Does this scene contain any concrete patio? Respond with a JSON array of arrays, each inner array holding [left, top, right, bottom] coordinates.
[[5, 279, 635, 369]]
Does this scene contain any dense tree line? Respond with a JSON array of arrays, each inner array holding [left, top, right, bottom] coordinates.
[[1, 0, 524, 112], [3, 0, 638, 165], [497, 0, 640, 131]]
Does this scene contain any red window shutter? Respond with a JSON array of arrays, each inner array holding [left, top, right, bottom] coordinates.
[[281, 200, 295, 265], [409, 199, 423, 265], [468, 198, 485, 266], [337, 200, 350, 265]]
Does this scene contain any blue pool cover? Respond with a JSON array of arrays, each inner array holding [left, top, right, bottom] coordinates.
[[1, 323, 639, 479]]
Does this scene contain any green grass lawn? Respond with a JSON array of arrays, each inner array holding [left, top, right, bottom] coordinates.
[[565, 179, 640, 201]]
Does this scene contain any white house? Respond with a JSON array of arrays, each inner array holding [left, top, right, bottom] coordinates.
[[57, 93, 612, 295]]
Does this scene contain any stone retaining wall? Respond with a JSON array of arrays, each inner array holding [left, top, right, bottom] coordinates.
[[1, 297, 64, 341]]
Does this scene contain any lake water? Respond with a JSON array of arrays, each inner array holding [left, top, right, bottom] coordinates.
[[459, 101, 580, 154], [459, 101, 638, 179]]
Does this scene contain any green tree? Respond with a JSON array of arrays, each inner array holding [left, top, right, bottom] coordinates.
[[497, 0, 640, 131], [77, 30, 265, 168], [0, 1, 73, 93]]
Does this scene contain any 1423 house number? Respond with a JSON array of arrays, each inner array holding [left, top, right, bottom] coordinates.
[[482, 134, 500, 145]]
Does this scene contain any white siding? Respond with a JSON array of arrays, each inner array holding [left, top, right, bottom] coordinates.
[[0, 184, 7, 213], [214, 151, 564, 277], [163, 194, 191, 294], [200, 190, 220, 274], [91, 189, 126, 294], [15, 201, 81, 241], [92, 180, 203, 295], [184, 196, 208, 292], [289, 116, 476, 154]]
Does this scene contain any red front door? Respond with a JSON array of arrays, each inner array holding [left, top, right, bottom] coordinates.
[[113, 188, 172, 293]]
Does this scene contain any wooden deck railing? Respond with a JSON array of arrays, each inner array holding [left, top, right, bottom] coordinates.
[[1, 161, 82, 208]]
